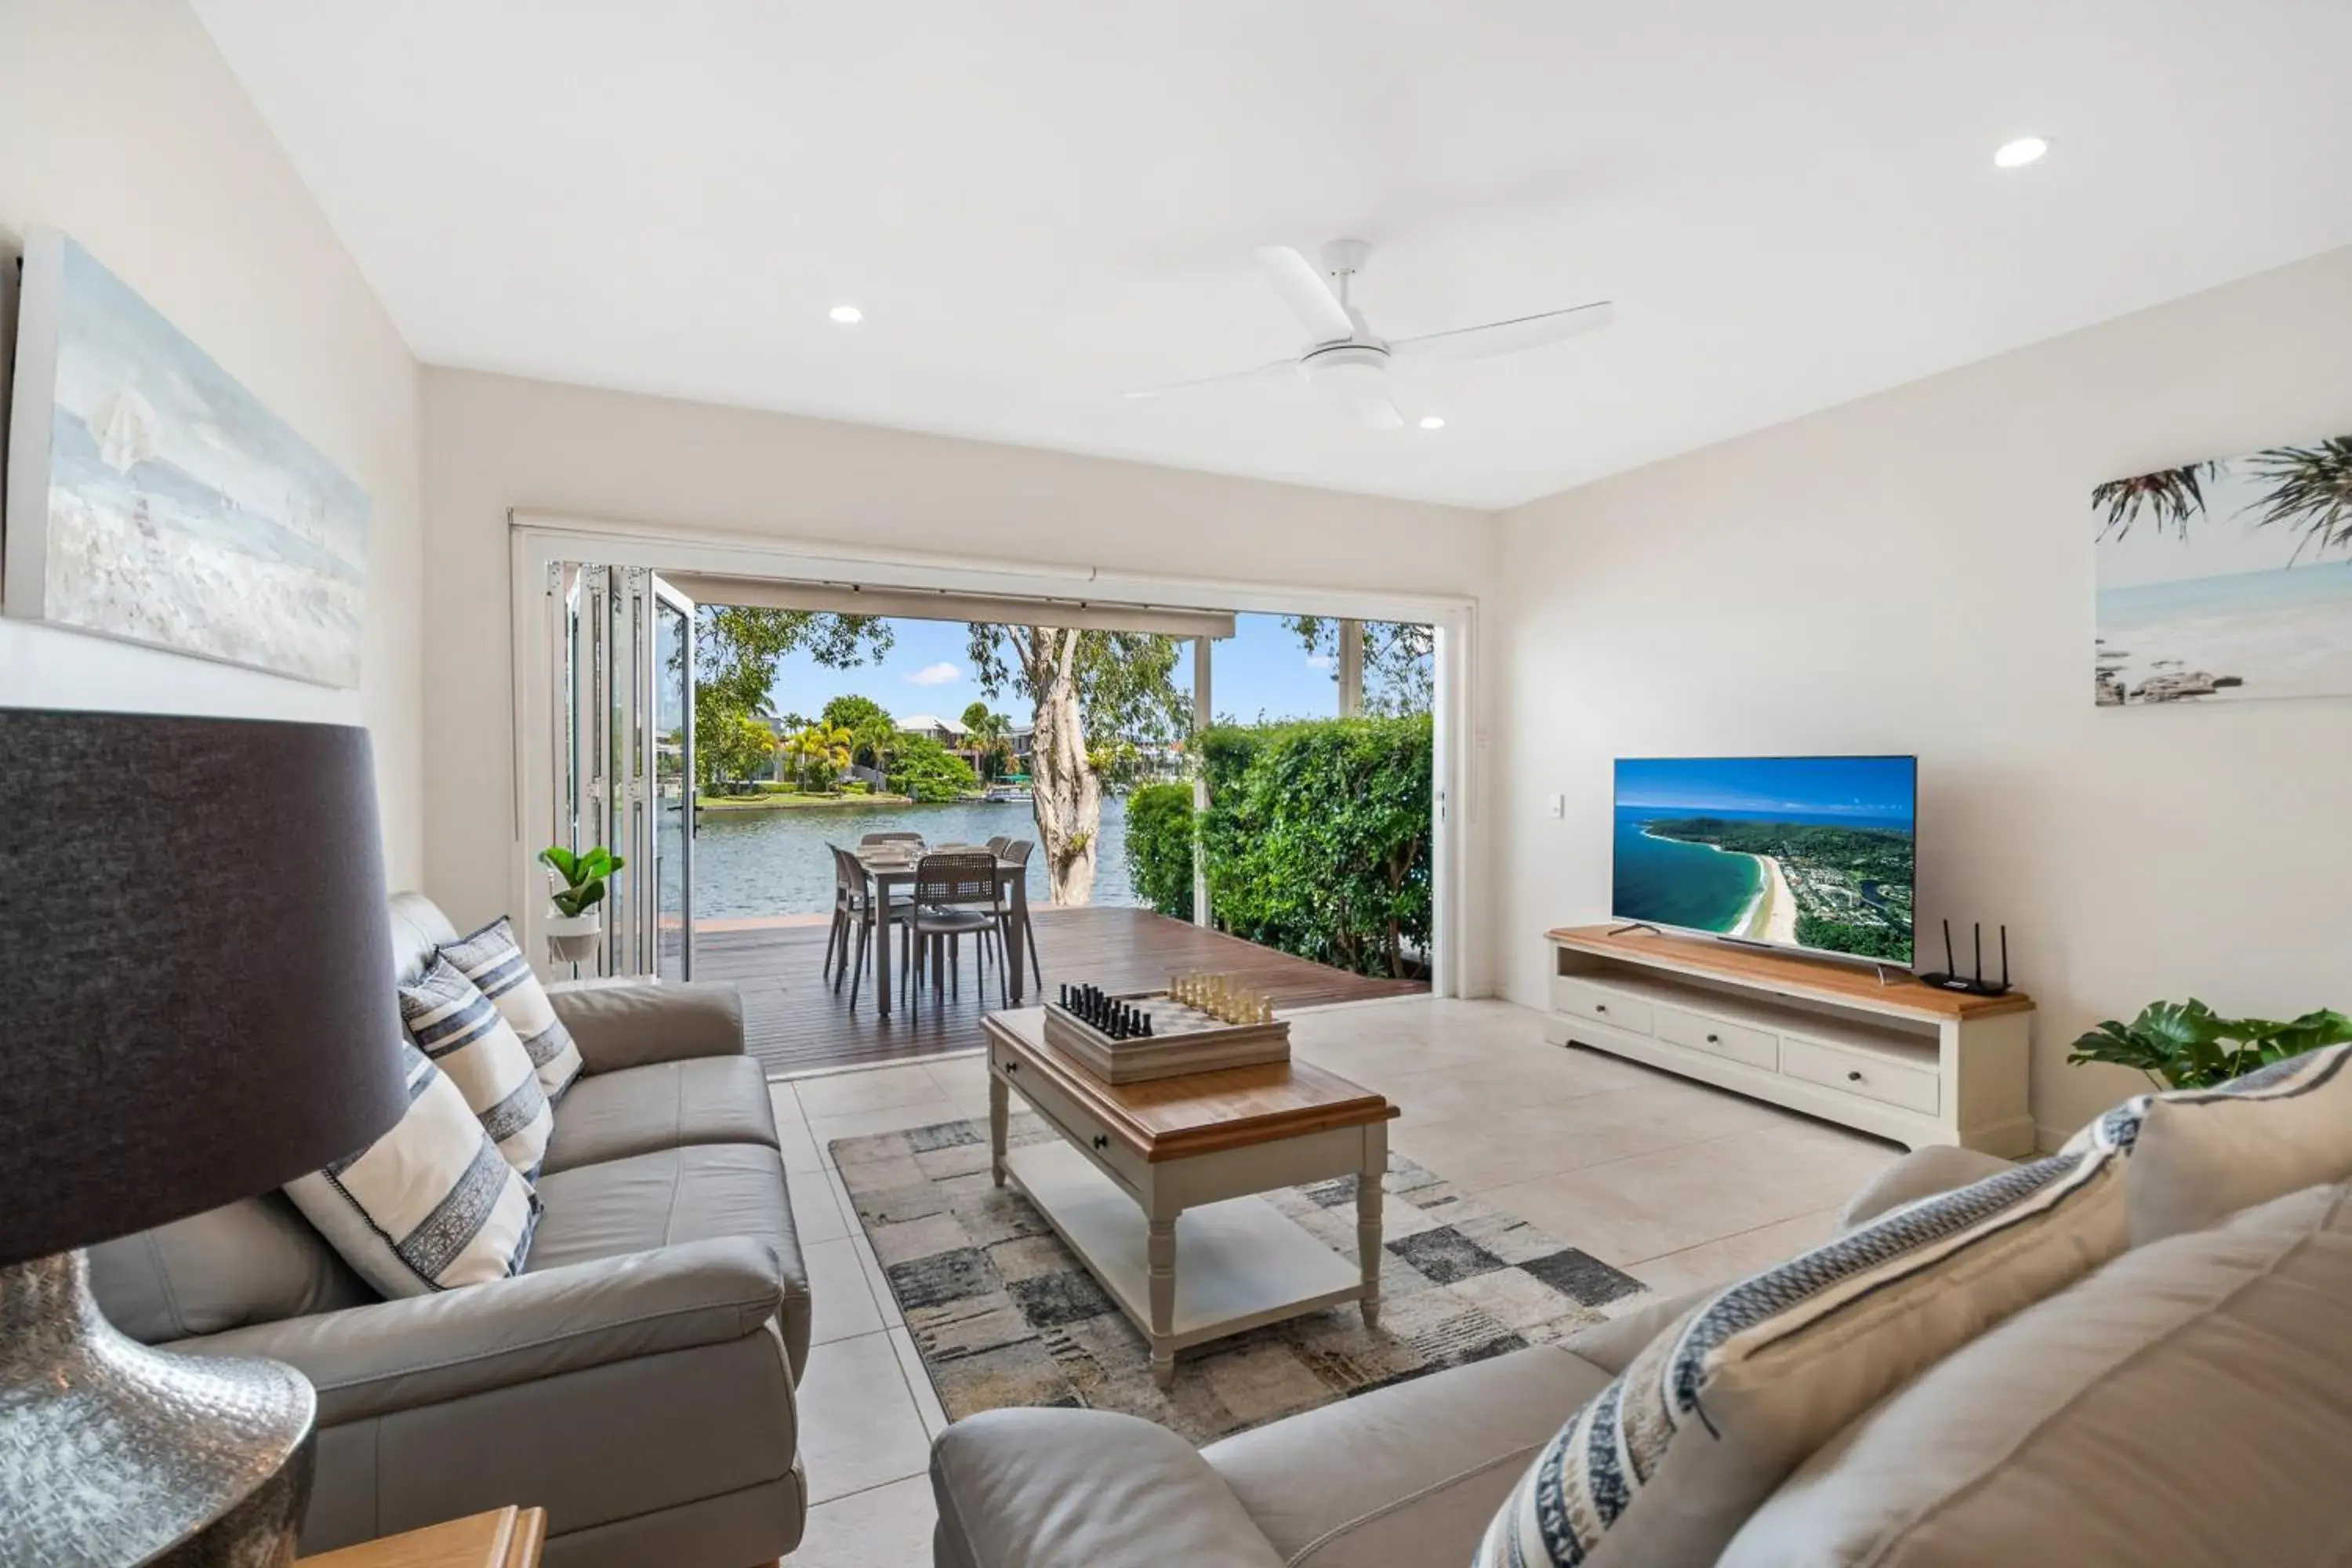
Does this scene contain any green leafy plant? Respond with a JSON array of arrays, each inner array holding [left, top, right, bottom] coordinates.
[[2067, 998, 2352, 1091], [2090, 463, 2216, 541], [1194, 715, 1432, 979], [1123, 782, 1198, 920], [538, 845, 626, 919]]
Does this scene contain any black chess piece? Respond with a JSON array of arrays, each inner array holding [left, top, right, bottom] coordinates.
[[1140, 1011, 1153, 1037]]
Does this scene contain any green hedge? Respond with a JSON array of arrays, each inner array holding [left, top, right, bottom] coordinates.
[[1123, 782, 1197, 920], [1127, 716, 1432, 978]]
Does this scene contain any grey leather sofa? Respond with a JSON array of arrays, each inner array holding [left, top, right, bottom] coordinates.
[[90, 892, 810, 1567], [931, 1142, 2352, 1566]]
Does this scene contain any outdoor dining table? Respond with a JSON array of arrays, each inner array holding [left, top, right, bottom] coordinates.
[[852, 843, 1031, 1018]]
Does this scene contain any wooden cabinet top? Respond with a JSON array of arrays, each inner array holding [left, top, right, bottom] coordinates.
[[985, 1006, 1396, 1162], [1548, 925, 2034, 1022]]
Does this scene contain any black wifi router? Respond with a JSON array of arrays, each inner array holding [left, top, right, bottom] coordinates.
[[1917, 919, 2010, 997]]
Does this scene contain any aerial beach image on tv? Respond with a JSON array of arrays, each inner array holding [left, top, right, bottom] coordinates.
[[1613, 756, 1916, 964]]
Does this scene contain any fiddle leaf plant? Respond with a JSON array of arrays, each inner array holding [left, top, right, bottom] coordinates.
[[2067, 998, 2352, 1091], [538, 844, 626, 920]]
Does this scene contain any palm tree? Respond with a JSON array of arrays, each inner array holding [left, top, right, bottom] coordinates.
[[789, 722, 855, 792], [2091, 463, 2216, 541], [960, 702, 1014, 782], [2242, 438, 2352, 563]]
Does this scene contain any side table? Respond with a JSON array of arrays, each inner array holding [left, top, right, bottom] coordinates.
[[296, 1508, 545, 1568]]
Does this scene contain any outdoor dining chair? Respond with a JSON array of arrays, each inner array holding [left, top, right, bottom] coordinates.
[[997, 837, 1044, 990], [827, 843, 912, 1008], [906, 850, 1007, 1011], [861, 830, 924, 847]]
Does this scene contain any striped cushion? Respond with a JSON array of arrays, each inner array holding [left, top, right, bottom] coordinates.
[[1475, 1126, 2134, 1568], [441, 916, 583, 1102], [284, 1044, 539, 1298], [399, 956, 554, 1176], [2068, 1040, 2352, 1245]]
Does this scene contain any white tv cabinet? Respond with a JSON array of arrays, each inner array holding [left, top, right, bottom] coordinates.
[[1543, 927, 2036, 1156]]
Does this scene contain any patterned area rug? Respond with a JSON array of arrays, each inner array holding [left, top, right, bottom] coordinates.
[[831, 1113, 1652, 1446]]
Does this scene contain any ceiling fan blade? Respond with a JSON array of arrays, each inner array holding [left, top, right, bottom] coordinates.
[[1122, 358, 1294, 400], [1254, 245, 1356, 344], [1388, 299, 1614, 362]]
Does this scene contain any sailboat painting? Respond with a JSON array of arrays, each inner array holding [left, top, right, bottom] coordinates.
[[5, 230, 368, 687]]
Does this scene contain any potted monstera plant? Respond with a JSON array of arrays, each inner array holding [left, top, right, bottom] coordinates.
[[539, 844, 625, 963], [2068, 999, 2352, 1091]]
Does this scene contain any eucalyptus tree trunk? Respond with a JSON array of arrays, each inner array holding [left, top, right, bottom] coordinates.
[[1022, 627, 1100, 906]]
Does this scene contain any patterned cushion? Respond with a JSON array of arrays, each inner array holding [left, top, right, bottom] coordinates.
[[1475, 1129, 2133, 1568], [284, 1044, 540, 1298], [441, 916, 584, 1102], [2065, 1041, 2352, 1246], [398, 956, 554, 1177]]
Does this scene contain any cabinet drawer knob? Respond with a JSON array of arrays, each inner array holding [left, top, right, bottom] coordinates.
[[1594, 1003, 1608, 1013], [1847, 1069, 1864, 1083], [1705, 1033, 1720, 1044], [1004, 1060, 1019, 1074]]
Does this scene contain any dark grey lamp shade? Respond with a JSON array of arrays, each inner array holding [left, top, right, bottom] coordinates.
[[0, 711, 411, 1268]]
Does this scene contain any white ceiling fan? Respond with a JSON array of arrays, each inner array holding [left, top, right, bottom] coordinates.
[[1126, 238, 1613, 430]]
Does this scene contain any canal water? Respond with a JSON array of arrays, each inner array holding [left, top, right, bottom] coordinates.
[[660, 793, 1135, 919]]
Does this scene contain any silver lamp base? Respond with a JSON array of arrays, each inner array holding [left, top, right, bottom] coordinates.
[[0, 1250, 315, 1568]]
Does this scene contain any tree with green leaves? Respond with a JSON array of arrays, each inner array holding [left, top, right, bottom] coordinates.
[[691, 608, 891, 790], [1281, 615, 1436, 717], [965, 625, 1189, 904], [960, 702, 1014, 782], [885, 733, 979, 804], [785, 721, 855, 791], [821, 694, 896, 770]]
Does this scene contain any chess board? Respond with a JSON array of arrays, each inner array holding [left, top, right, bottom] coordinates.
[[1042, 989, 1291, 1083]]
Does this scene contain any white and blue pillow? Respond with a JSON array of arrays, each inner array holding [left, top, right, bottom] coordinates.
[[1476, 1126, 2133, 1568], [398, 956, 554, 1177], [441, 916, 584, 1102], [2068, 1040, 2352, 1245], [284, 1044, 540, 1298]]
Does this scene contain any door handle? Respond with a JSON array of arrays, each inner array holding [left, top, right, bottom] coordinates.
[[1092, 1134, 1109, 1152]]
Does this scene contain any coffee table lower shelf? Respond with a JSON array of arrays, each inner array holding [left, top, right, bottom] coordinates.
[[1003, 1140, 1365, 1370]]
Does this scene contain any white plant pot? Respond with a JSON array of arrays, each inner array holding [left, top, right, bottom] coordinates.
[[546, 911, 602, 964]]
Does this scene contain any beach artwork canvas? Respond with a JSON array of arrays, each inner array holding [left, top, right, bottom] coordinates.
[[2093, 436, 2352, 706], [4, 229, 368, 687], [1612, 756, 1917, 965]]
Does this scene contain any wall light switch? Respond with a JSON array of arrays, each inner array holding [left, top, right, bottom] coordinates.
[[1548, 794, 1565, 818]]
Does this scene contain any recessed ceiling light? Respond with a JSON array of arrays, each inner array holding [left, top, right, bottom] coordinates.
[[828, 304, 864, 325], [1993, 136, 2050, 169], [1417, 415, 1446, 430]]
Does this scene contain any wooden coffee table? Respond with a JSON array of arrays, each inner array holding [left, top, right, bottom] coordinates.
[[982, 1005, 1399, 1388]]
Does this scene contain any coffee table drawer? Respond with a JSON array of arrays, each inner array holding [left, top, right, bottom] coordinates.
[[1780, 1035, 1939, 1115], [1551, 977, 1652, 1036], [1655, 1005, 1777, 1070], [992, 1044, 1149, 1194]]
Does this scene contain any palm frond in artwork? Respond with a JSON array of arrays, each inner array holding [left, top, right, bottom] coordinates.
[[2240, 437, 2352, 564], [2090, 463, 2216, 541]]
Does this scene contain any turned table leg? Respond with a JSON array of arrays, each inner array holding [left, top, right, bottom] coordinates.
[[1359, 1120, 1386, 1330], [989, 1072, 1008, 1188], [1147, 1207, 1178, 1390]]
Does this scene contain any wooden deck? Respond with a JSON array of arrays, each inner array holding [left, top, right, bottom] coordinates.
[[688, 906, 1427, 1077]]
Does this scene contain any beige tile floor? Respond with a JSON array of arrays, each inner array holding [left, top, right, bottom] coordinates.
[[772, 996, 1904, 1561]]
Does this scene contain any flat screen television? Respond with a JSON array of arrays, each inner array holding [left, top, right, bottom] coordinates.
[[1612, 755, 1917, 967]]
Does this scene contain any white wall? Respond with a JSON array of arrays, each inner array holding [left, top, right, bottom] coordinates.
[[420, 368, 1497, 952], [1494, 244, 2352, 1146], [0, 0, 425, 880]]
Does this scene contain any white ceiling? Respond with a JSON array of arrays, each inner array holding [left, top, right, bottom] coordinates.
[[194, 1, 2352, 509]]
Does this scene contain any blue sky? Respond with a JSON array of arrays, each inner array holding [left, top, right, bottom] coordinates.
[[1616, 756, 1916, 824], [761, 612, 1343, 728]]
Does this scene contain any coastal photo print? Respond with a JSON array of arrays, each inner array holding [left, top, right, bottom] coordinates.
[[2092, 435, 2352, 706], [3, 229, 369, 687]]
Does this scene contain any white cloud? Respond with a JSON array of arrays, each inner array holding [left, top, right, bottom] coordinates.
[[1305, 654, 1335, 671], [905, 662, 963, 687]]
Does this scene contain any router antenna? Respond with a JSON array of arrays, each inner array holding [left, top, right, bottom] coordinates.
[[1973, 924, 1984, 985], [1941, 919, 1955, 975], [1999, 925, 2010, 988]]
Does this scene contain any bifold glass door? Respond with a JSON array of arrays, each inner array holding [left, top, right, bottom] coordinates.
[[547, 564, 695, 979]]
